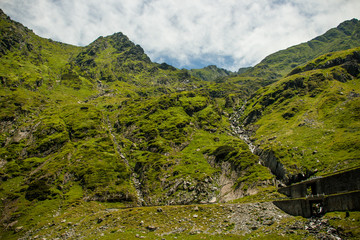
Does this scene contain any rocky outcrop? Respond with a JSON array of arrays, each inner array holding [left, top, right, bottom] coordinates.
[[216, 161, 244, 202], [254, 147, 315, 185], [133, 174, 219, 206], [207, 154, 272, 202], [162, 178, 218, 205], [253, 148, 286, 181], [207, 156, 244, 202], [289, 50, 360, 76]]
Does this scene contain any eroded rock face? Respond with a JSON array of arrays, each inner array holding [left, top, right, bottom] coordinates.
[[146, 176, 219, 205], [252, 146, 315, 185], [133, 148, 271, 205], [207, 155, 273, 203], [253, 148, 287, 182], [217, 161, 244, 202]]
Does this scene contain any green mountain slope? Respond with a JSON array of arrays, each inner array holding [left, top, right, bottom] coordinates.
[[239, 47, 360, 183], [1, 8, 360, 239], [0, 10, 274, 238], [0, 9, 81, 90], [233, 18, 360, 85], [188, 65, 235, 81]]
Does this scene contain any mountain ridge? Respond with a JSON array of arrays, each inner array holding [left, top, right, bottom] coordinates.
[[0, 9, 360, 239], [237, 18, 360, 81], [188, 65, 235, 81]]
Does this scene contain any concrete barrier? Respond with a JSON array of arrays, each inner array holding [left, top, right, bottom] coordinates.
[[274, 190, 360, 217]]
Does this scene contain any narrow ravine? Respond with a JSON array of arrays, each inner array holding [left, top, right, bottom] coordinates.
[[228, 104, 301, 185], [106, 116, 146, 206], [229, 102, 256, 154]]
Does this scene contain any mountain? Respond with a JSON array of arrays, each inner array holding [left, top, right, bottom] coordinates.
[[237, 66, 252, 74], [238, 47, 360, 184], [0, 8, 360, 239], [0, 9, 81, 90], [234, 18, 360, 82], [0, 8, 269, 229], [217, 18, 360, 110], [188, 65, 235, 81]]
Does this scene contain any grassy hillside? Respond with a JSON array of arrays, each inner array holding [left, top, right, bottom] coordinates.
[[113, 90, 274, 205], [239, 47, 360, 181], [0, 9, 82, 90], [0, 10, 276, 239], [230, 18, 360, 87], [1, 8, 360, 239]]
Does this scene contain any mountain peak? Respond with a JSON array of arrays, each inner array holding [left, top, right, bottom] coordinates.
[[337, 18, 360, 35], [90, 32, 130, 47], [204, 65, 217, 70], [189, 64, 234, 81], [337, 18, 359, 27], [73, 31, 151, 72]]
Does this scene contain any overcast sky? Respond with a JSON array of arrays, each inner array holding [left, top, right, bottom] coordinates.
[[1, 0, 359, 71]]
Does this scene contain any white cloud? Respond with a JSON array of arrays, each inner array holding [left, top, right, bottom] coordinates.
[[1, 0, 360, 71]]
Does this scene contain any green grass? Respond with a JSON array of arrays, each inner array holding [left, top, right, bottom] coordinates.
[[1, 11, 360, 239], [239, 19, 360, 81], [240, 47, 360, 178], [0, 200, 317, 240]]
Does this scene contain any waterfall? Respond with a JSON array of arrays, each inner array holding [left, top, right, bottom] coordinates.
[[229, 102, 256, 154]]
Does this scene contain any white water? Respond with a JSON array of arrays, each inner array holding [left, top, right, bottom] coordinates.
[[229, 102, 256, 154]]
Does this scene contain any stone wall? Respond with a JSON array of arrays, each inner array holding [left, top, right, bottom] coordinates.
[[320, 168, 360, 195]]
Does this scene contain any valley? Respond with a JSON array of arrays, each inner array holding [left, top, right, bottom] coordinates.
[[0, 8, 359, 239]]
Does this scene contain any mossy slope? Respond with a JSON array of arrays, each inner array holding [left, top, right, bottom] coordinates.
[[1, 8, 360, 240], [240, 47, 360, 181], [228, 18, 360, 91], [0, 9, 270, 238]]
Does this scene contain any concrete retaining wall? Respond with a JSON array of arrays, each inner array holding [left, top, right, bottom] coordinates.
[[278, 168, 360, 198], [324, 191, 360, 212], [273, 190, 360, 217], [273, 199, 311, 217]]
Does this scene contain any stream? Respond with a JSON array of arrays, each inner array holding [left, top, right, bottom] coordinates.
[[229, 102, 256, 154]]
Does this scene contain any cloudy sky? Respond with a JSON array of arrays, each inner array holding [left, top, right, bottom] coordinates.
[[1, 0, 359, 71]]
